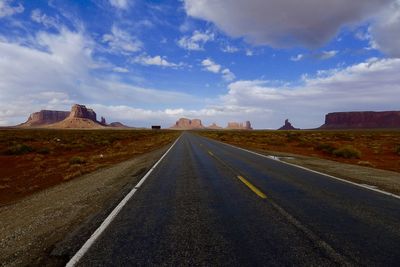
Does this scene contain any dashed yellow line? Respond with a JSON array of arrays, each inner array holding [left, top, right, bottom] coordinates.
[[206, 149, 266, 199], [237, 175, 267, 199]]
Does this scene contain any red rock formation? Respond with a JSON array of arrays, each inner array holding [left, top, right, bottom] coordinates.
[[68, 104, 97, 121], [46, 104, 104, 129], [19, 110, 69, 127], [191, 119, 203, 128], [18, 104, 111, 129], [170, 118, 205, 129], [320, 111, 400, 129], [278, 119, 299, 130], [207, 123, 223, 130], [226, 121, 252, 130]]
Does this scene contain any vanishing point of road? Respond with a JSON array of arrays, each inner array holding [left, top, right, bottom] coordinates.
[[68, 132, 400, 266]]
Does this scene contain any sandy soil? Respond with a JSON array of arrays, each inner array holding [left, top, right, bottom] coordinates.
[[0, 145, 170, 267]]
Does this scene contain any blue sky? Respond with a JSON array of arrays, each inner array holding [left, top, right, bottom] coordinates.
[[0, 0, 399, 128]]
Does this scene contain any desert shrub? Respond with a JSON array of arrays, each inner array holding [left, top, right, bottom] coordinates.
[[96, 140, 111, 146], [37, 147, 50, 155], [315, 143, 337, 154], [69, 156, 86, 165], [395, 144, 400, 155], [333, 145, 361, 159], [4, 144, 34, 155], [286, 133, 301, 142]]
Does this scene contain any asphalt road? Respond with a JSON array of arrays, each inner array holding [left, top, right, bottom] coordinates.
[[72, 132, 400, 266]]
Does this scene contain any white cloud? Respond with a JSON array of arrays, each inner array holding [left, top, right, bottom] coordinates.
[[201, 58, 221, 73], [102, 25, 142, 54], [113, 67, 129, 73], [369, 0, 400, 57], [245, 49, 254, 56], [291, 54, 304, 62], [0, 0, 23, 18], [317, 50, 338, 60], [133, 54, 182, 68], [178, 30, 214, 51], [221, 45, 239, 53], [201, 58, 236, 81], [31, 9, 58, 29], [221, 68, 235, 82], [183, 0, 392, 48], [109, 0, 130, 10]]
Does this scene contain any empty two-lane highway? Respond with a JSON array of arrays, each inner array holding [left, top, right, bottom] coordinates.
[[70, 132, 400, 266]]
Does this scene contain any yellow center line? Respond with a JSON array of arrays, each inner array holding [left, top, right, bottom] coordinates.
[[205, 149, 266, 199], [237, 175, 267, 199]]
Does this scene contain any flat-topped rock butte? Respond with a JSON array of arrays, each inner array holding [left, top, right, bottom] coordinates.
[[320, 111, 400, 129]]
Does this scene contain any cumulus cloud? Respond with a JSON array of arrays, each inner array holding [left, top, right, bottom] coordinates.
[[201, 58, 236, 81], [221, 68, 235, 82], [369, 0, 400, 57], [133, 54, 182, 68], [183, 0, 392, 48], [102, 25, 142, 54], [201, 58, 221, 73], [109, 0, 130, 10], [178, 30, 214, 51], [0, 0, 24, 18]]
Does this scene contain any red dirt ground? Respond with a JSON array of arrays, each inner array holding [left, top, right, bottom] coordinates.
[[0, 129, 179, 205]]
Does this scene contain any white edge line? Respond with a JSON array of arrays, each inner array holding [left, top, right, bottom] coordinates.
[[65, 134, 182, 267], [205, 136, 400, 200]]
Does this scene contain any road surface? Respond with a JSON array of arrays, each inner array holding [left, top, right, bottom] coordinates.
[[71, 132, 400, 266]]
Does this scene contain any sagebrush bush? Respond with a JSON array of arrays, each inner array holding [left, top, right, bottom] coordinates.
[[315, 143, 337, 154], [37, 147, 50, 154], [69, 156, 86, 165], [395, 145, 400, 155], [286, 133, 301, 142], [4, 144, 34, 155], [333, 145, 361, 159]]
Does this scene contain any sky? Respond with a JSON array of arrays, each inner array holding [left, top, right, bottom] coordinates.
[[0, 0, 399, 129]]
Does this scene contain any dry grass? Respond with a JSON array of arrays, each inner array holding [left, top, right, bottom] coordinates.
[[0, 129, 179, 205]]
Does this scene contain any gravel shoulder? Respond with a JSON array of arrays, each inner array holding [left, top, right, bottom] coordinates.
[[0, 144, 171, 267], [249, 148, 400, 197]]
